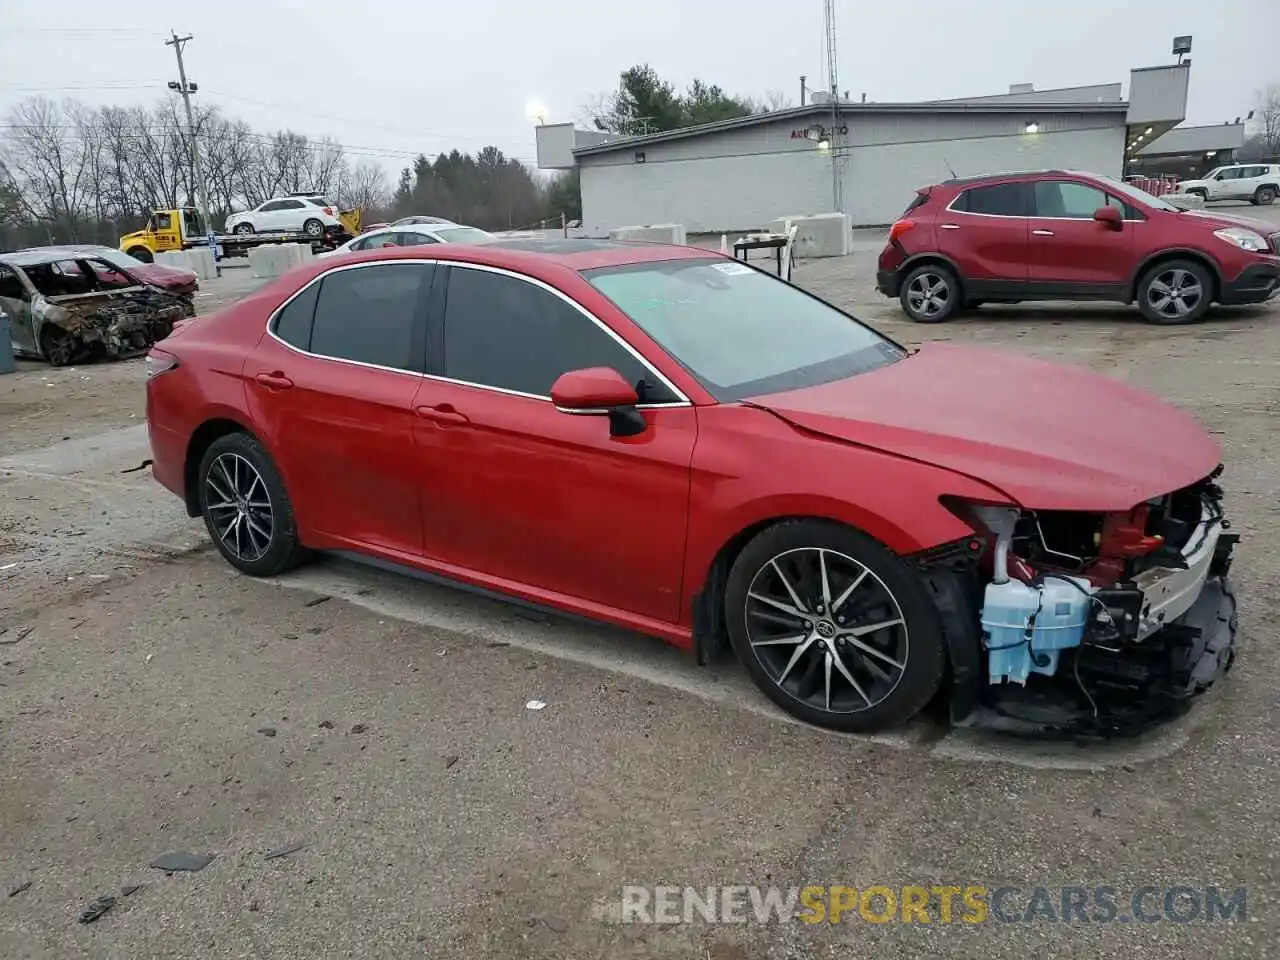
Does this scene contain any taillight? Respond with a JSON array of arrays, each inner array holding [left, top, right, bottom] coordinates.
[[888, 219, 916, 243], [323, 207, 333, 216], [145, 349, 179, 379]]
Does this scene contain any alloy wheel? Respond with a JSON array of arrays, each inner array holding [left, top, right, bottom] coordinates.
[[204, 452, 275, 563], [1146, 268, 1203, 320], [905, 272, 951, 319], [304, 220, 324, 237], [744, 547, 909, 714]]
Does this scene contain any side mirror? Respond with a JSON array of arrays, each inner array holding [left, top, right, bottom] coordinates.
[[1093, 206, 1123, 230], [551, 366, 645, 437]]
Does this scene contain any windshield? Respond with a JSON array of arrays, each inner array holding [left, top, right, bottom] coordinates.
[[583, 258, 906, 402], [1092, 174, 1179, 212], [434, 226, 493, 244], [1199, 167, 1222, 181]]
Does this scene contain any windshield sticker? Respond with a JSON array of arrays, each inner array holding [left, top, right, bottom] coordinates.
[[711, 262, 754, 276]]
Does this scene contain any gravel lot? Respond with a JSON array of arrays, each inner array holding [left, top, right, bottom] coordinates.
[[2, 203, 1278, 958]]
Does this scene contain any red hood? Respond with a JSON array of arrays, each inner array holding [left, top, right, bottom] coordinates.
[[1177, 208, 1279, 236], [132, 262, 197, 290], [751, 343, 1221, 512]]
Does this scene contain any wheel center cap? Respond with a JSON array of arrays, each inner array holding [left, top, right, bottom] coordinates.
[[815, 620, 836, 638]]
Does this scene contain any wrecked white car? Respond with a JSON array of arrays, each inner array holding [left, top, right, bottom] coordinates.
[[0, 249, 187, 366]]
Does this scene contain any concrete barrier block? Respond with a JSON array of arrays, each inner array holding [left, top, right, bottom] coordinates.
[[188, 247, 216, 280], [765, 212, 851, 258], [608, 223, 688, 245], [248, 246, 282, 279]]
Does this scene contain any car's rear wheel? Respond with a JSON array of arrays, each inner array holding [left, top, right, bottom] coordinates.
[[233, 222, 255, 236], [198, 432, 306, 577], [1255, 185, 1277, 206], [1136, 259, 1213, 324], [303, 218, 325, 238], [724, 520, 946, 733], [900, 264, 960, 322]]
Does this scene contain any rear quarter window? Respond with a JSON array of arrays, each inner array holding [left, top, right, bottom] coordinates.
[[272, 282, 320, 350], [901, 191, 930, 216]]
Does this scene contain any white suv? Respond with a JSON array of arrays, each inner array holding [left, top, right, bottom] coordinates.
[[224, 195, 344, 237], [1175, 163, 1280, 206]]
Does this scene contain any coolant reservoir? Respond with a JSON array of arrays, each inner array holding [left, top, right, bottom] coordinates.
[[981, 577, 1092, 685]]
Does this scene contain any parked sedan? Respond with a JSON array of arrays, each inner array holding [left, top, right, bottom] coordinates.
[[318, 223, 494, 258], [145, 239, 1238, 737]]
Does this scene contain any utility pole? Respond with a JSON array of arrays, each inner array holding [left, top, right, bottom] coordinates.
[[165, 30, 219, 272], [822, 0, 842, 214]]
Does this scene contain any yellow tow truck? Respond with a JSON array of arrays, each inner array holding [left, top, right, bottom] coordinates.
[[119, 203, 361, 262]]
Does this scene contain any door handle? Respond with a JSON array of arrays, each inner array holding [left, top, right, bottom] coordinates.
[[255, 371, 294, 389], [415, 403, 469, 426], [939, 223, 960, 230], [1032, 229, 1055, 236]]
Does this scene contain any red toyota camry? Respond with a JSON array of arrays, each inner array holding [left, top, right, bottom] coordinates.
[[144, 238, 1239, 737]]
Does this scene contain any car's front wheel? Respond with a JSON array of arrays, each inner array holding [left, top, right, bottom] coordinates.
[[1136, 259, 1213, 324], [198, 432, 306, 576], [233, 222, 255, 236], [724, 520, 946, 733], [899, 264, 960, 322]]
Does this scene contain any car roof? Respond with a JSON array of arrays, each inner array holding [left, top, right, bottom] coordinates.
[[331, 236, 719, 271], [2, 247, 116, 267]]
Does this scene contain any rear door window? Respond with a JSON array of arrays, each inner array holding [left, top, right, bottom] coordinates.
[[307, 263, 431, 371], [953, 182, 1028, 216]]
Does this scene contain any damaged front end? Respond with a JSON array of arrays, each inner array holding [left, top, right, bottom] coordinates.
[[37, 287, 186, 365], [921, 468, 1239, 738]]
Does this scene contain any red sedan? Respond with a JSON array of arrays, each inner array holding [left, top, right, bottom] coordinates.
[[144, 239, 1239, 736]]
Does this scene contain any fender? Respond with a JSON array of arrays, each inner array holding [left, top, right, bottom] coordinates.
[[901, 250, 966, 279], [1126, 247, 1224, 300]]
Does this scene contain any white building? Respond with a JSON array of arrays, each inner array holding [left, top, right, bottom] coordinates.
[[537, 63, 1195, 232]]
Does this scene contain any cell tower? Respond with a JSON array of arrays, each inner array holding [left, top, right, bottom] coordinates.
[[822, 0, 843, 211]]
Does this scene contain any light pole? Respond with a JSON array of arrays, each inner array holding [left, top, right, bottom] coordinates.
[[165, 30, 219, 274]]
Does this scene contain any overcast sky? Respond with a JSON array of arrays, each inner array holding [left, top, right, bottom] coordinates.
[[3, 0, 1276, 175]]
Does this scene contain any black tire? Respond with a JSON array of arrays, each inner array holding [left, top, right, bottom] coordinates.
[[233, 222, 255, 236], [899, 263, 961, 323], [302, 218, 325, 238], [127, 246, 154, 264], [724, 519, 946, 733], [1135, 258, 1214, 325], [1188, 188, 1207, 201], [197, 431, 307, 577], [1255, 185, 1277, 206], [39, 325, 77, 366]]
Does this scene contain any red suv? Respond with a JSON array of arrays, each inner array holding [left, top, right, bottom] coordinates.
[[876, 169, 1280, 324]]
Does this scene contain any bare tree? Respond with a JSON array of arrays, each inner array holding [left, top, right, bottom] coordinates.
[[337, 160, 389, 211], [759, 89, 794, 112], [1254, 83, 1280, 155]]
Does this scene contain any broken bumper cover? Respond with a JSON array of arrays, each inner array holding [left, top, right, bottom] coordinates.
[[942, 503, 1241, 739]]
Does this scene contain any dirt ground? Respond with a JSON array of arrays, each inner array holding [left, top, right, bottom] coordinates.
[[2, 208, 1279, 959]]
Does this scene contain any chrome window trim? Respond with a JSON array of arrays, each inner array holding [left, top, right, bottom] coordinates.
[[263, 257, 693, 408]]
